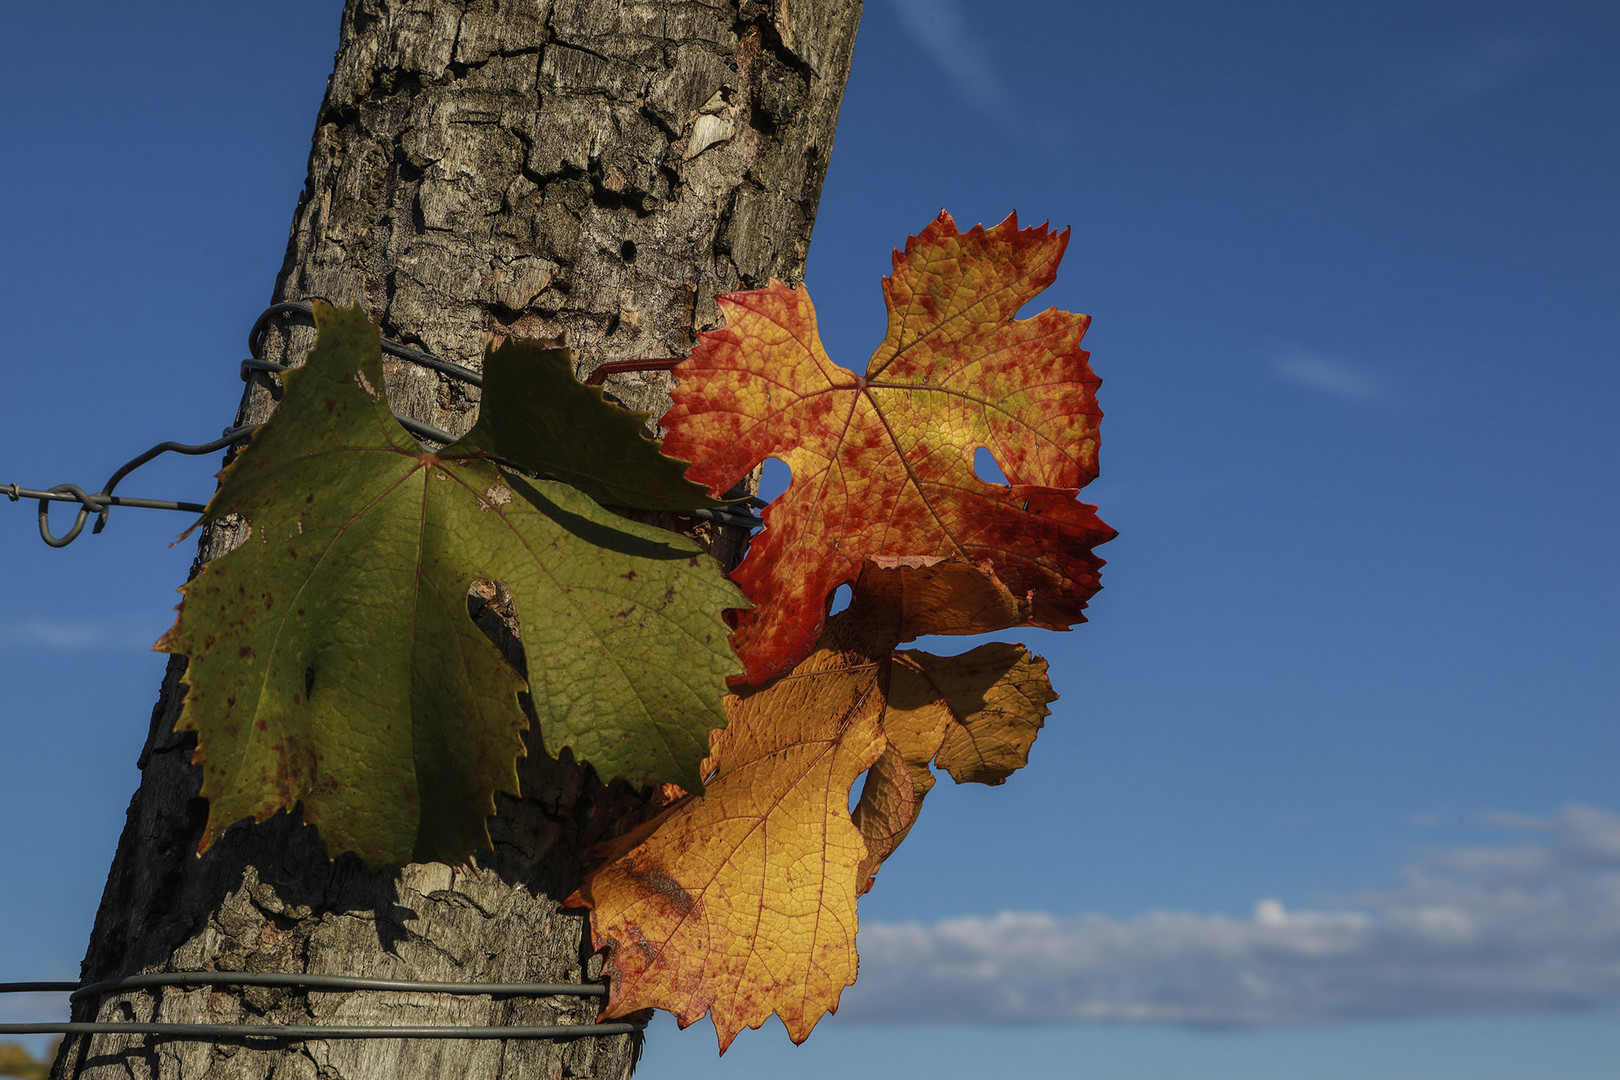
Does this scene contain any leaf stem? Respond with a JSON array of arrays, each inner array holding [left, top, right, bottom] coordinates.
[[584, 358, 683, 387]]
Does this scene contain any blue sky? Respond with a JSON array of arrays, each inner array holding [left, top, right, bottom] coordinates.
[[2, 1, 1616, 1076]]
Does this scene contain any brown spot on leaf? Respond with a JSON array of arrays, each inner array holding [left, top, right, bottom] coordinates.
[[629, 927, 659, 963], [629, 866, 696, 916], [239, 646, 256, 659]]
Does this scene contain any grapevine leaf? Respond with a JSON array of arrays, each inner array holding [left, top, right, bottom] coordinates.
[[852, 643, 1055, 892], [157, 303, 743, 867], [456, 339, 725, 511], [569, 559, 1053, 1049], [662, 210, 1116, 683]]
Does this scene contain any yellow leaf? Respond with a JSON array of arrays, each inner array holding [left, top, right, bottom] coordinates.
[[570, 559, 1056, 1048]]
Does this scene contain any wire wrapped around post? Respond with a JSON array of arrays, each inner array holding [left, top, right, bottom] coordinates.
[[0, 973, 645, 1042], [2, 303, 765, 547]]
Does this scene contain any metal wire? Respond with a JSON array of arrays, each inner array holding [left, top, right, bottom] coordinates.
[[6, 428, 252, 547], [0, 1021, 644, 1040], [245, 303, 767, 522], [4, 303, 764, 545], [69, 972, 610, 1002], [249, 302, 485, 388], [0, 973, 642, 1041]]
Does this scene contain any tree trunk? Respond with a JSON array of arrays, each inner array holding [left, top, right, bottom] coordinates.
[[52, 2, 859, 1077]]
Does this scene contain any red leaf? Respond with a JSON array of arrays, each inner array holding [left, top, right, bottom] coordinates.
[[663, 211, 1115, 683]]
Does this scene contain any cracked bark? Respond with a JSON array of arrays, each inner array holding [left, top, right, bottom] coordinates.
[[51, 2, 860, 1077]]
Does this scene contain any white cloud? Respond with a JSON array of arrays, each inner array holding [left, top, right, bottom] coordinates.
[[885, 0, 1019, 121], [0, 616, 157, 651], [846, 806, 1620, 1028], [1270, 347, 1396, 407]]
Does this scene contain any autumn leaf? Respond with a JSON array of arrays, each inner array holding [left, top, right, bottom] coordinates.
[[0, 1041, 53, 1080], [661, 210, 1116, 683], [158, 303, 744, 867], [852, 640, 1055, 892], [569, 559, 1054, 1049]]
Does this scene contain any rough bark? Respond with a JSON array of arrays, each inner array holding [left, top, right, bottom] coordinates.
[[53, 2, 859, 1077]]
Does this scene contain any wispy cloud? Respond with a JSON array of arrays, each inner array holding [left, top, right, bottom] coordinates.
[[1335, 34, 1556, 147], [0, 616, 157, 651], [847, 806, 1620, 1028], [1415, 34, 1555, 121], [884, 0, 1019, 121], [1270, 346, 1398, 407]]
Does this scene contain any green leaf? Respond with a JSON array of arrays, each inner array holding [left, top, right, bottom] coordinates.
[[459, 338, 727, 512], [159, 303, 744, 867]]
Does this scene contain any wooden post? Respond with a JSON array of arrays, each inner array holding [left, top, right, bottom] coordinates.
[[55, 2, 860, 1077]]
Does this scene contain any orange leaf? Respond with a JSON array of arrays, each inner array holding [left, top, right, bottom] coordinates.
[[662, 211, 1115, 683], [569, 560, 1055, 1049], [853, 643, 1055, 892]]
